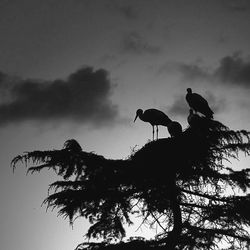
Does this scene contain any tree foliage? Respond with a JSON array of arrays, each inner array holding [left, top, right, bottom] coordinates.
[[12, 117, 250, 249]]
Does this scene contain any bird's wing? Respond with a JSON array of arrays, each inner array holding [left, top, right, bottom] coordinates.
[[192, 93, 209, 106], [144, 109, 170, 124]]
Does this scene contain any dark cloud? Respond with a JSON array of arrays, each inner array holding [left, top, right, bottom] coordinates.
[[162, 54, 250, 89], [121, 32, 161, 55], [220, 0, 250, 12], [0, 67, 119, 127], [214, 54, 250, 87]]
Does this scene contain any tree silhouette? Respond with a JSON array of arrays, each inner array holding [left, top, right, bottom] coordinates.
[[12, 117, 250, 250]]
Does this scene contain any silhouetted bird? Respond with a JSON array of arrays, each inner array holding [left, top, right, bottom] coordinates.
[[134, 109, 182, 140], [187, 109, 203, 128], [187, 109, 213, 137], [186, 88, 214, 119], [134, 109, 170, 140], [167, 120, 182, 137]]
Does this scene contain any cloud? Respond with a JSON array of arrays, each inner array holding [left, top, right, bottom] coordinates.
[[220, 0, 250, 12], [121, 32, 161, 55], [214, 53, 250, 87], [161, 53, 250, 89], [0, 67, 120, 127]]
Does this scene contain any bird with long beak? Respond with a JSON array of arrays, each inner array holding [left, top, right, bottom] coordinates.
[[134, 108, 182, 140]]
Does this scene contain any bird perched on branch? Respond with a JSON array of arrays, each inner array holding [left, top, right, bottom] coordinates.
[[187, 109, 203, 128], [167, 120, 182, 138], [186, 88, 214, 119], [134, 109, 182, 140]]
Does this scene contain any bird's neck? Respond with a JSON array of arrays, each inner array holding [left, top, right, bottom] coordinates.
[[140, 114, 147, 122], [163, 117, 172, 126]]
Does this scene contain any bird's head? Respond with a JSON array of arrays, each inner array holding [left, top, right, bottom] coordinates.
[[189, 109, 194, 115], [134, 109, 143, 122], [187, 88, 192, 94]]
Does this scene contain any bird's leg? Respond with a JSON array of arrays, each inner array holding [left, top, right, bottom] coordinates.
[[156, 125, 159, 140]]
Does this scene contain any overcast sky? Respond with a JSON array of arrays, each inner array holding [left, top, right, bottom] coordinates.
[[1, 1, 250, 250]]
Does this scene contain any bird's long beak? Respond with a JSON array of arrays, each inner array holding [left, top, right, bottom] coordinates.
[[134, 114, 138, 122]]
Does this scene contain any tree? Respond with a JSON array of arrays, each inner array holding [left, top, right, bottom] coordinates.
[[12, 117, 250, 250]]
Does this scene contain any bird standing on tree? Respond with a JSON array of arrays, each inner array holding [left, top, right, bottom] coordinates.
[[168, 120, 182, 138], [134, 108, 182, 140], [187, 109, 203, 128], [186, 88, 214, 119]]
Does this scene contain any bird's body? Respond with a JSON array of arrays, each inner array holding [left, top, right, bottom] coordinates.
[[134, 109, 171, 140], [187, 109, 212, 136], [167, 121, 182, 137], [187, 109, 202, 128], [136, 109, 170, 126], [134, 109, 182, 139], [186, 88, 214, 119]]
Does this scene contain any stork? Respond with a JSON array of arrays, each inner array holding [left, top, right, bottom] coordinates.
[[167, 120, 182, 138], [187, 109, 203, 128], [134, 109, 182, 140], [187, 108, 212, 136], [186, 88, 214, 119]]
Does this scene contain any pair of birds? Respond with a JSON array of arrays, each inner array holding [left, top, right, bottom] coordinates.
[[134, 88, 214, 140]]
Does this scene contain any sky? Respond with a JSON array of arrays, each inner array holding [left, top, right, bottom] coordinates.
[[1, 0, 250, 249]]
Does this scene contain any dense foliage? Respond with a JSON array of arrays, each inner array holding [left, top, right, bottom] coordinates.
[[12, 117, 250, 249]]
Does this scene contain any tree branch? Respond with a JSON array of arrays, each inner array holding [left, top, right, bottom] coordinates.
[[180, 202, 209, 210], [185, 224, 250, 243], [180, 188, 229, 202], [150, 212, 166, 232]]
